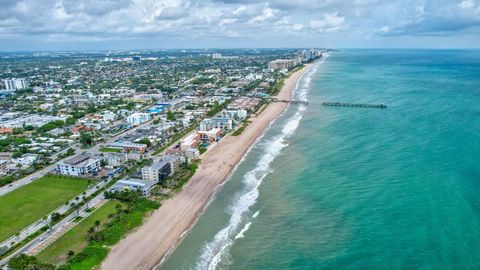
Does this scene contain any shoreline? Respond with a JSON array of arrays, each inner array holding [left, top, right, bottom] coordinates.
[[101, 63, 313, 270]]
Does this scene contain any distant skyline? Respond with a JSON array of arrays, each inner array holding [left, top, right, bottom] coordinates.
[[0, 0, 479, 51]]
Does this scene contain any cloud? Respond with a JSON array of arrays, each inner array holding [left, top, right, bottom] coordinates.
[[0, 0, 479, 49], [310, 12, 346, 32]]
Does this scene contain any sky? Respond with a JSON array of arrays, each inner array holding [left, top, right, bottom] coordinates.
[[0, 0, 479, 51]]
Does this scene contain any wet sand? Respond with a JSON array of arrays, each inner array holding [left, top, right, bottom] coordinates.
[[102, 64, 312, 270]]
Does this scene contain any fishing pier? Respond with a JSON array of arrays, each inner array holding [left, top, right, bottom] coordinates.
[[322, 102, 387, 109]]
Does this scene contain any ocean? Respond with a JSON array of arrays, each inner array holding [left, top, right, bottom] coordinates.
[[160, 50, 480, 270]]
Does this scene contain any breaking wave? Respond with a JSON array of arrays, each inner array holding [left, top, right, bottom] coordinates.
[[195, 60, 322, 270]]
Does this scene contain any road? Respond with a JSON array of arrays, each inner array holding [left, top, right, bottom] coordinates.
[[0, 193, 107, 268], [0, 114, 157, 197], [0, 178, 111, 251]]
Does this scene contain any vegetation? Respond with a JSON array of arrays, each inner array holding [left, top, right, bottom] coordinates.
[[98, 147, 122, 153], [0, 175, 91, 242], [37, 201, 121, 265], [8, 254, 55, 270], [166, 110, 176, 121], [207, 101, 227, 117], [232, 120, 251, 136], [137, 138, 152, 148], [60, 191, 159, 270], [161, 161, 198, 191], [152, 122, 198, 156], [37, 120, 66, 133], [79, 131, 93, 147]]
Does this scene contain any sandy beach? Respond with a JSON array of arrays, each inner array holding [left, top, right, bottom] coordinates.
[[102, 63, 312, 270]]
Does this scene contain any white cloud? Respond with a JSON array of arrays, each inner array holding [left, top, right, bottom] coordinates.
[[458, 0, 475, 9], [310, 12, 346, 32]]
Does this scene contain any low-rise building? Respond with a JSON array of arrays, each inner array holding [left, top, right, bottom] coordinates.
[[108, 141, 147, 153], [127, 112, 151, 126], [180, 133, 200, 150], [185, 148, 200, 161], [220, 109, 247, 120], [56, 154, 101, 177], [199, 118, 233, 132], [141, 155, 181, 182], [197, 128, 223, 143], [13, 153, 38, 166], [103, 152, 128, 167], [111, 178, 156, 196], [0, 160, 7, 175]]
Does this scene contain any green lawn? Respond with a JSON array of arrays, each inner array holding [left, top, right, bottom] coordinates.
[[0, 175, 91, 242], [99, 147, 122, 153], [37, 201, 120, 265]]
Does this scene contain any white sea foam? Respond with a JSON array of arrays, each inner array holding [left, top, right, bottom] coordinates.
[[195, 60, 323, 270]]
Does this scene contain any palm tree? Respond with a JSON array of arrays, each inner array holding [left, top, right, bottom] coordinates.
[[82, 196, 89, 209], [70, 202, 80, 217], [43, 216, 51, 229]]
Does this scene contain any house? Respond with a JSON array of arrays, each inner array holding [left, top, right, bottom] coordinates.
[[111, 178, 156, 196], [56, 154, 101, 177], [141, 155, 181, 182], [199, 118, 233, 132]]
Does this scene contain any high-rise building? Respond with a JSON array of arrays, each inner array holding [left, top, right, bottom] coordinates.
[[4, 78, 27, 90], [267, 59, 295, 71]]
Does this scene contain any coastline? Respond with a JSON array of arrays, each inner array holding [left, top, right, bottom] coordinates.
[[101, 63, 313, 270]]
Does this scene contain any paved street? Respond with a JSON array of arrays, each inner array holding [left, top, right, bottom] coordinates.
[[0, 194, 107, 268]]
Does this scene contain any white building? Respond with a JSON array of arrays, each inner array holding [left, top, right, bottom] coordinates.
[[199, 118, 233, 132], [57, 154, 101, 177], [111, 178, 156, 196], [185, 148, 200, 161], [180, 133, 200, 150], [103, 152, 128, 167], [13, 154, 38, 166], [4, 78, 27, 90], [220, 109, 247, 120], [102, 111, 116, 122], [127, 112, 151, 126], [0, 160, 8, 175], [141, 155, 181, 182]]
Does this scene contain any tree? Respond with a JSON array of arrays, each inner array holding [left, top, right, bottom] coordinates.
[[8, 254, 55, 270], [79, 131, 93, 146], [65, 117, 76, 125], [137, 138, 152, 147], [70, 202, 81, 217], [67, 250, 75, 258], [51, 212, 61, 222], [82, 196, 89, 209], [166, 110, 176, 121]]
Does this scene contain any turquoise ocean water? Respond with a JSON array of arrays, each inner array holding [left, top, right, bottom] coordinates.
[[160, 50, 480, 270]]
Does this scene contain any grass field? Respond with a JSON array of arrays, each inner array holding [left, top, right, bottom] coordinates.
[[37, 201, 120, 265], [0, 175, 91, 242], [99, 147, 122, 153]]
